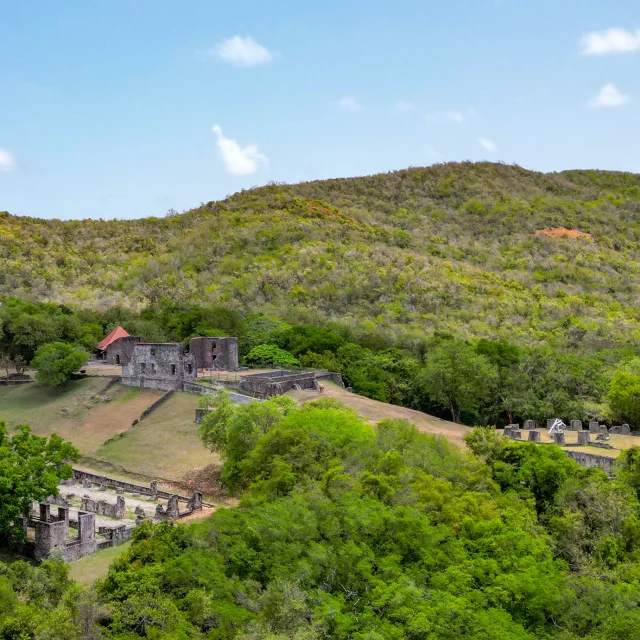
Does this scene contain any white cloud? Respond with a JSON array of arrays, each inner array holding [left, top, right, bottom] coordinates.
[[589, 83, 630, 108], [395, 100, 415, 113], [581, 28, 640, 55], [212, 125, 268, 176], [0, 149, 15, 172], [426, 110, 465, 124], [213, 36, 273, 66], [336, 96, 362, 112], [477, 137, 497, 152]]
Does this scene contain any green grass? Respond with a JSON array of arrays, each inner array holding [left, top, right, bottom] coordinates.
[[0, 379, 216, 485], [96, 391, 216, 482], [68, 541, 131, 584]]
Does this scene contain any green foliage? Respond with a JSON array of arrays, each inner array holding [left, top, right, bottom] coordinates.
[[420, 340, 497, 422], [0, 421, 79, 547], [608, 371, 640, 425], [31, 342, 88, 387], [245, 344, 299, 369]]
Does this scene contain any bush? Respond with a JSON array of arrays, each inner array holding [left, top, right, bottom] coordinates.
[[245, 344, 299, 369]]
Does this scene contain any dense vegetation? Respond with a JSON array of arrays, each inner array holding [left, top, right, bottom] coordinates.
[[5, 403, 640, 638], [0, 421, 79, 547]]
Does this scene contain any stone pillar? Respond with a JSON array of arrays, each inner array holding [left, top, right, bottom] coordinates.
[[510, 430, 522, 440], [523, 420, 535, 430], [34, 520, 66, 561], [528, 430, 540, 443], [166, 495, 180, 520], [150, 481, 158, 499], [155, 504, 166, 520], [570, 420, 583, 431], [553, 432, 566, 446], [188, 491, 203, 512], [77, 512, 95, 541], [589, 421, 599, 433], [503, 426, 514, 437], [39, 503, 51, 523], [115, 496, 126, 519], [578, 431, 590, 445], [507, 423, 520, 430], [57, 507, 70, 527], [598, 425, 609, 435]]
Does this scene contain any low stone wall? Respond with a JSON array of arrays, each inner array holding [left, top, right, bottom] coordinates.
[[565, 451, 616, 476], [315, 372, 345, 387], [101, 376, 122, 393], [239, 371, 317, 398], [81, 494, 125, 519], [71, 469, 213, 507], [0, 378, 33, 386], [138, 390, 174, 421]]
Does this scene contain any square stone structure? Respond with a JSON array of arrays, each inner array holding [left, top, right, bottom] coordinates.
[[189, 337, 239, 371], [121, 343, 196, 391]]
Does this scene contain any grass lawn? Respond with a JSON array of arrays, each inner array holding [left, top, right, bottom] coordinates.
[[0, 379, 217, 485], [96, 391, 217, 482], [68, 541, 132, 584]]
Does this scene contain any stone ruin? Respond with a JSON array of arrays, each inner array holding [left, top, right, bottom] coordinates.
[[23, 470, 209, 563], [239, 370, 318, 398], [189, 337, 239, 371], [121, 343, 196, 392]]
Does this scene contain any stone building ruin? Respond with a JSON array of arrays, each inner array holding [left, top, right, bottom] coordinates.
[[121, 343, 196, 391], [96, 326, 142, 365], [189, 337, 239, 371]]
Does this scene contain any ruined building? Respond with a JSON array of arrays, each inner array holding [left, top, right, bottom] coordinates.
[[96, 326, 142, 365], [121, 343, 196, 391], [189, 336, 239, 371]]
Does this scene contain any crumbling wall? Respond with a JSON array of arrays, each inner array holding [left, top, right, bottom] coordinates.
[[121, 343, 196, 391], [105, 336, 142, 365], [81, 494, 125, 519], [239, 371, 317, 398], [190, 337, 239, 371], [565, 451, 616, 476]]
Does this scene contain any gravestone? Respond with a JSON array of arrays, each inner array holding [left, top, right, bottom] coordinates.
[[553, 432, 566, 446], [510, 430, 522, 440], [610, 424, 631, 435], [570, 420, 583, 431], [589, 422, 599, 433], [578, 431, 590, 445], [528, 431, 540, 443], [523, 420, 535, 430]]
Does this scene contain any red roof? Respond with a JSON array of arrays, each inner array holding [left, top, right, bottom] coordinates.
[[97, 326, 131, 351]]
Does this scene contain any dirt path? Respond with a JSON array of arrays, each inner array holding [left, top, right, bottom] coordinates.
[[290, 384, 470, 448]]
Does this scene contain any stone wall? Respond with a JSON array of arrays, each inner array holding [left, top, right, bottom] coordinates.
[[189, 337, 239, 371], [105, 336, 142, 365], [565, 451, 616, 476], [121, 343, 196, 391], [138, 390, 174, 421], [239, 370, 317, 398], [81, 494, 125, 519]]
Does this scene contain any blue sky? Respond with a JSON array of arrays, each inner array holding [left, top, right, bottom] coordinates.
[[1, 0, 639, 220]]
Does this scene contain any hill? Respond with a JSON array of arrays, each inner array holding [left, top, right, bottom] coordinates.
[[3, 162, 640, 354]]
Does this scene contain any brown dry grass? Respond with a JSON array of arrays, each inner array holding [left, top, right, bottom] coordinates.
[[289, 383, 470, 448]]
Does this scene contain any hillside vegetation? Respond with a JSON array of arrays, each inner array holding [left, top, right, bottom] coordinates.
[[5, 163, 640, 427], [3, 162, 640, 351]]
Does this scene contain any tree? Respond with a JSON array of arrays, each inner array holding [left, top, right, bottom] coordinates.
[[420, 340, 497, 423], [608, 371, 640, 428], [31, 342, 88, 387], [0, 421, 79, 547], [245, 344, 299, 369], [198, 391, 236, 454]]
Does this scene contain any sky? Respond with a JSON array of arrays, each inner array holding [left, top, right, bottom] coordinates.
[[1, 0, 639, 220]]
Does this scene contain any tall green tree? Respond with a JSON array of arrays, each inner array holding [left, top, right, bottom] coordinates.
[[421, 340, 497, 423], [0, 422, 79, 547], [31, 342, 88, 387]]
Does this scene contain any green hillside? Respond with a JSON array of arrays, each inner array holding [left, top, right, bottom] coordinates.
[[4, 162, 640, 353]]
